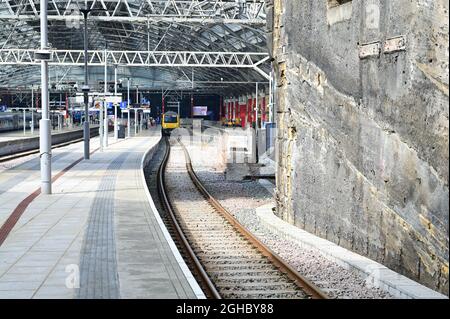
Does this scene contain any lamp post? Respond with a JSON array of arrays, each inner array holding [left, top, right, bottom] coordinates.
[[104, 48, 109, 148], [80, 8, 106, 158], [80, 8, 91, 160]]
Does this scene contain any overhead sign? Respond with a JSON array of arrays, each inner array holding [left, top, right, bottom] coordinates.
[[120, 102, 128, 109], [105, 95, 122, 103], [73, 95, 94, 104], [193, 106, 208, 116], [73, 94, 122, 104]]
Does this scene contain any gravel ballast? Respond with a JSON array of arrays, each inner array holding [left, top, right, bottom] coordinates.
[[187, 140, 394, 299]]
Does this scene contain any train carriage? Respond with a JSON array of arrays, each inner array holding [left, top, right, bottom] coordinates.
[[0, 112, 41, 132]]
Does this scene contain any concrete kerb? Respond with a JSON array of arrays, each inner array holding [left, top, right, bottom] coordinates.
[[139, 135, 206, 299], [255, 204, 448, 299]]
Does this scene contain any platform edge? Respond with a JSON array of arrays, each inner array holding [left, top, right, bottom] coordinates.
[[140, 136, 206, 299], [256, 204, 448, 300]]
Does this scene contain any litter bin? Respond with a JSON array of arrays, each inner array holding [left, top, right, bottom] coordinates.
[[118, 125, 126, 139]]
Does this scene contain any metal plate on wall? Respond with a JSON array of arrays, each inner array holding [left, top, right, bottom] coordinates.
[[359, 42, 381, 59], [384, 36, 407, 54]]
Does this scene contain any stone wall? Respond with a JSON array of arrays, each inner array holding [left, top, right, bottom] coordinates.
[[267, 0, 449, 294]]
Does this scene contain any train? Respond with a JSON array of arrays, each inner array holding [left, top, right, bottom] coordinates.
[[0, 112, 42, 133], [221, 117, 242, 127], [161, 111, 180, 135]]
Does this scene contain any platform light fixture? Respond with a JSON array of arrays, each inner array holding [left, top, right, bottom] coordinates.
[[80, 7, 107, 160]]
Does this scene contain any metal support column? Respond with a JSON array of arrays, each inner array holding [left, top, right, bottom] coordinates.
[[269, 71, 274, 123], [136, 86, 139, 105], [59, 93, 63, 127], [134, 109, 138, 135], [191, 94, 194, 119], [127, 78, 131, 138], [99, 95, 103, 152], [136, 86, 139, 134], [39, 0, 51, 194], [31, 86, 34, 135], [219, 96, 222, 122], [103, 51, 108, 148], [82, 10, 90, 160], [255, 82, 259, 129], [23, 109, 26, 134], [161, 89, 164, 114], [114, 64, 118, 141]]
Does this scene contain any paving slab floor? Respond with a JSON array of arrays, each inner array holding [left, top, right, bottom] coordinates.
[[0, 127, 198, 299]]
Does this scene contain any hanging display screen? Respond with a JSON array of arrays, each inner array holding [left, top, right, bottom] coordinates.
[[193, 106, 208, 116]]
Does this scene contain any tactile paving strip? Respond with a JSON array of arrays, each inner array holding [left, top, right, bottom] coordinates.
[[76, 152, 129, 299]]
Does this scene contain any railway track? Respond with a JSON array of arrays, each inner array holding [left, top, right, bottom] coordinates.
[[156, 137, 328, 299], [0, 127, 105, 163], [0, 137, 85, 163]]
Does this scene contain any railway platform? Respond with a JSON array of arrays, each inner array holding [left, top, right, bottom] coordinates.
[[0, 125, 102, 159], [0, 127, 202, 299]]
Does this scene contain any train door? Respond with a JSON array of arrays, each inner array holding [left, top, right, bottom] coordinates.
[[12, 114, 19, 130]]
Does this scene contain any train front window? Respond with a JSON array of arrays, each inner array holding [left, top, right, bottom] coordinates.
[[164, 115, 177, 123]]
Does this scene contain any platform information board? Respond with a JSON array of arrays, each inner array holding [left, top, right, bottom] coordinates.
[[193, 106, 208, 116]]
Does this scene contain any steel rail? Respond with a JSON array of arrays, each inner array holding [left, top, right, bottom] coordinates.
[[178, 140, 329, 300], [156, 137, 222, 299]]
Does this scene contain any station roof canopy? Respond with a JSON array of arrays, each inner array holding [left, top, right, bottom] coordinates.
[[0, 0, 269, 95]]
